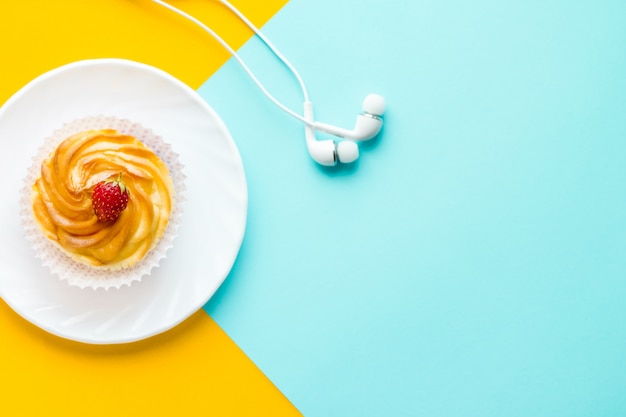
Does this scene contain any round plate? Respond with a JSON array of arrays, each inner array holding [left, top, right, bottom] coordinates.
[[0, 59, 248, 344]]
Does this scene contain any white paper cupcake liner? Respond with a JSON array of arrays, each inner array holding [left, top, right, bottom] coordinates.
[[20, 116, 186, 290]]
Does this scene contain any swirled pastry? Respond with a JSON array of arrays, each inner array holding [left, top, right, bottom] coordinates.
[[31, 129, 174, 269]]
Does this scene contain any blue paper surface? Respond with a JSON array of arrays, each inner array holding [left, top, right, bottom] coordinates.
[[201, 0, 626, 415]]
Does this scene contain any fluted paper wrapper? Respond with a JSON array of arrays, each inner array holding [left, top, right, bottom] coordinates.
[[20, 116, 186, 290]]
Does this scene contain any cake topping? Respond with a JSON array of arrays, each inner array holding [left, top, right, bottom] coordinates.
[[92, 172, 130, 223]]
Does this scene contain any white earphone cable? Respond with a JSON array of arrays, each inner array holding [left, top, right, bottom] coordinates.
[[152, 0, 311, 125], [217, 0, 310, 102]]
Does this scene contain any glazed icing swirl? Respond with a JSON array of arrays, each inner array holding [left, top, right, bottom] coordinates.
[[31, 129, 174, 269]]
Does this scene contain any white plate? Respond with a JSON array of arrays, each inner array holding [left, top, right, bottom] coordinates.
[[0, 59, 247, 344]]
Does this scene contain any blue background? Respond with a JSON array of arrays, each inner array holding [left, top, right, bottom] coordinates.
[[202, 0, 626, 416]]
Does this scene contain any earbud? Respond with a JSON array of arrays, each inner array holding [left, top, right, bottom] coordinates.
[[312, 94, 386, 141], [336, 140, 359, 163], [303, 95, 385, 166]]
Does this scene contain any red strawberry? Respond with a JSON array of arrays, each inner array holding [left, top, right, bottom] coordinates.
[[92, 173, 130, 222]]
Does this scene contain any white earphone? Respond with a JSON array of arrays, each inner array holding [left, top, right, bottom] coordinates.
[[304, 94, 385, 165], [154, 0, 386, 166]]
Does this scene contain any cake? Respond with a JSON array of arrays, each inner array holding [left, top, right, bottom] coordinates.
[[31, 128, 174, 270], [22, 116, 185, 289]]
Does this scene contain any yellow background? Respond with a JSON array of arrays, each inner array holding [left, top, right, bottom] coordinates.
[[0, 1, 301, 415]]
